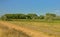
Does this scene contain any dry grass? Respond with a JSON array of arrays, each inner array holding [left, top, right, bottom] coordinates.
[[0, 21, 50, 37], [9, 21, 60, 37], [0, 24, 30, 37]]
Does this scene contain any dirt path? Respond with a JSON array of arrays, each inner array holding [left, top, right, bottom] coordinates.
[[0, 21, 54, 37]]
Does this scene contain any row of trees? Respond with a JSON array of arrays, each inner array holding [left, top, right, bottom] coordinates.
[[1, 13, 57, 21], [1, 14, 38, 20]]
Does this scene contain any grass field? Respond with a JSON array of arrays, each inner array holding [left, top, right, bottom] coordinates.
[[8, 20, 60, 37], [0, 24, 30, 37]]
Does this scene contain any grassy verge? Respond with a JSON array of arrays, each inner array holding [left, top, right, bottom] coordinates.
[[6, 19, 60, 23]]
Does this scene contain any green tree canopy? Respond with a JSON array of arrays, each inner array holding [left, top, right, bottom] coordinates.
[[45, 13, 56, 21]]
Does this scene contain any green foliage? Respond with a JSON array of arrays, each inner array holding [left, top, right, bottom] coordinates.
[[1, 13, 60, 21], [1, 13, 39, 20], [1, 15, 7, 21], [26, 14, 38, 19], [45, 13, 56, 22], [38, 15, 45, 19]]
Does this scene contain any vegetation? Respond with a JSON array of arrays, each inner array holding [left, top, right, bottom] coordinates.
[[1, 14, 38, 20], [9, 21, 60, 37], [1, 13, 59, 21], [0, 13, 60, 37], [45, 13, 56, 22], [0, 24, 30, 37]]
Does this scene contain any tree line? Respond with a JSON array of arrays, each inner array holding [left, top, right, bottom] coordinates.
[[1, 13, 60, 21]]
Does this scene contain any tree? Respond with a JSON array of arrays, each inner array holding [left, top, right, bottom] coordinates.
[[18, 14, 26, 19], [45, 13, 56, 22], [26, 14, 38, 19], [1, 15, 7, 21], [39, 15, 44, 19]]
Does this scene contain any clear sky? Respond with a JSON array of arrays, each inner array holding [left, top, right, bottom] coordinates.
[[0, 0, 60, 15]]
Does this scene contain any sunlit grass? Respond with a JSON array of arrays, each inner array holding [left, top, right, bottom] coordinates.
[[8, 20, 60, 37], [0, 24, 30, 37]]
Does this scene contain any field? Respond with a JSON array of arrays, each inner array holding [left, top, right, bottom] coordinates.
[[0, 19, 60, 37], [0, 22, 30, 37], [8, 19, 60, 37]]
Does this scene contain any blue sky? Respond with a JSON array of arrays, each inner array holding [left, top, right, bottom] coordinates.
[[0, 0, 60, 15]]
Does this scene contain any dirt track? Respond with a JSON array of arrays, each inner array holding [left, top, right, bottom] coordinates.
[[0, 21, 54, 37]]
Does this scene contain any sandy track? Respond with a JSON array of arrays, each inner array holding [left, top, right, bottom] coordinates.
[[0, 21, 54, 37]]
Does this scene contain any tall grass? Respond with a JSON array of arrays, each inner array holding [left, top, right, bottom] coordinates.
[[0, 24, 30, 37], [9, 20, 60, 37]]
